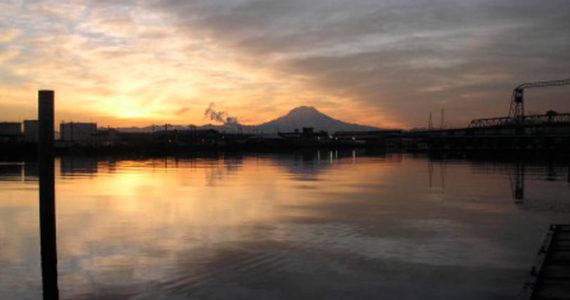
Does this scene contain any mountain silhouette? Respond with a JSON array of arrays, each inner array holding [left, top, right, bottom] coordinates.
[[116, 106, 379, 133], [255, 106, 379, 132]]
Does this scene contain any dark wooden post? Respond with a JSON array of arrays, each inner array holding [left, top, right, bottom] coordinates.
[[38, 90, 59, 300]]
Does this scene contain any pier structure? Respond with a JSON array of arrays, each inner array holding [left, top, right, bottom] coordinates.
[[521, 224, 570, 300]]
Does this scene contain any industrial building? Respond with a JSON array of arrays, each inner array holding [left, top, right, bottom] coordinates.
[[23, 120, 38, 142], [60, 122, 97, 144], [0, 122, 22, 142], [0, 122, 22, 135]]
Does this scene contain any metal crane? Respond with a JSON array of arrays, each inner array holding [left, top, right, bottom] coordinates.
[[508, 78, 570, 123]]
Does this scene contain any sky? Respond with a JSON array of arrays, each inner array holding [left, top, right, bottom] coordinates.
[[0, 0, 569, 129]]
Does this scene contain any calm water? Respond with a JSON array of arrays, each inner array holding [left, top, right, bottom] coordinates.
[[1, 151, 569, 299]]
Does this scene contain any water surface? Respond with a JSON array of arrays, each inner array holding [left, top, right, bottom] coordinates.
[[1, 151, 569, 299]]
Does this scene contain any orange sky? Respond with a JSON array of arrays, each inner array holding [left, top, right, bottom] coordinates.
[[0, 0, 569, 129]]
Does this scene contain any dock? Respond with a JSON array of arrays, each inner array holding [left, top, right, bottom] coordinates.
[[521, 224, 570, 300]]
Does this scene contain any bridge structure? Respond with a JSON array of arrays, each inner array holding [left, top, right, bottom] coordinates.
[[469, 112, 570, 128], [469, 78, 570, 129], [404, 78, 570, 152]]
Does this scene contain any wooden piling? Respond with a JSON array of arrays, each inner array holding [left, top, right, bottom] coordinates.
[[38, 90, 59, 300]]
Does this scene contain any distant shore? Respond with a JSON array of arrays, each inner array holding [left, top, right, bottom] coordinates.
[[2, 141, 570, 162]]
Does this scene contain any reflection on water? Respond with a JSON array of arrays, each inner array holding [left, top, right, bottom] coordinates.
[[1, 152, 569, 299]]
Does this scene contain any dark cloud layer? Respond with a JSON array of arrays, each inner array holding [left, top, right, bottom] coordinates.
[[149, 0, 570, 127]]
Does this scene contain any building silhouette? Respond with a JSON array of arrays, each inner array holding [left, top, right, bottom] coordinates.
[[23, 120, 39, 142], [0, 122, 22, 142], [60, 122, 97, 144]]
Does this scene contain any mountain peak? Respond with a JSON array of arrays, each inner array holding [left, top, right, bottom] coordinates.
[[257, 105, 380, 133], [287, 106, 320, 115]]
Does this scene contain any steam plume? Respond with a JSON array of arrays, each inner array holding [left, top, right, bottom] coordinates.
[[204, 103, 238, 125]]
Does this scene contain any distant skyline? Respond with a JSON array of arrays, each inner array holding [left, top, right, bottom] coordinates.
[[1, 0, 569, 128]]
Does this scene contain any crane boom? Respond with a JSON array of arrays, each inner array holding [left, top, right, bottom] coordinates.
[[508, 78, 570, 121]]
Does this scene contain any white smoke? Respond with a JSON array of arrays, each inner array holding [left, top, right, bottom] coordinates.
[[204, 102, 239, 125]]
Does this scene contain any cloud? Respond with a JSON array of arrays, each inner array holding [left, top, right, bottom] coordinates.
[[0, 48, 19, 63], [0, 0, 569, 128], [25, 0, 89, 22], [0, 28, 20, 43], [175, 107, 190, 115], [148, 0, 570, 127]]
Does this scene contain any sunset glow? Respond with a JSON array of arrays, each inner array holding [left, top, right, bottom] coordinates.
[[1, 0, 569, 128]]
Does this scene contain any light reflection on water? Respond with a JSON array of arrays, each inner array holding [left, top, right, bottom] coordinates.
[[0, 152, 569, 299]]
